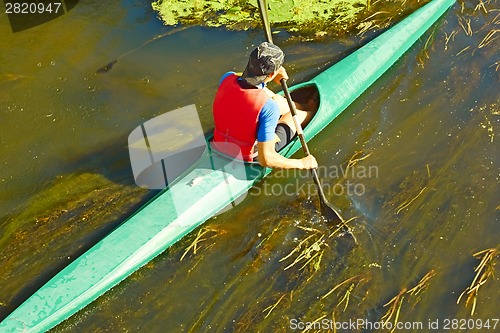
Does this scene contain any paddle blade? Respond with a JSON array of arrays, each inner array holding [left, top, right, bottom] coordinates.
[[320, 199, 359, 245], [319, 200, 342, 223]]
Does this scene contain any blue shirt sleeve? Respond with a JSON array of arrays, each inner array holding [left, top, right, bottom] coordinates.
[[257, 99, 280, 142], [219, 71, 236, 86]]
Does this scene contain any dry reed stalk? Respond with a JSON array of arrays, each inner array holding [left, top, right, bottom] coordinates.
[[475, 0, 488, 14], [456, 45, 471, 56], [356, 11, 392, 37], [406, 270, 437, 307], [407, 270, 436, 298], [444, 29, 458, 51], [337, 283, 355, 311], [322, 275, 367, 313], [256, 223, 284, 248], [282, 234, 326, 271], [300, 314, 327, 333], [279, 233, 317, 263], [491, 12, 500, 25], [262, 294, 286, 319], [422, 29, 437, 59], [363, 11, 391, 22], [279, 222, 329, 271], [280, 216, 357, 273], [382, 288, 407, 332], [380, 270, 436, 332], [458, 17, 473, 36], [396, 186, 426, 214], [457, 247, 499, 315], [344, 151, 373, 177], [297, 225, 321, 233], [321, 275, 360, 299], [329, 216, 357, 239], [180, 227, 217, 261], [478, 29, 499, 48]]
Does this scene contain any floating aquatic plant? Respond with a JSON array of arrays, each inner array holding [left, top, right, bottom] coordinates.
[[151, 0, 429, 37], [152, 0, 367, 30]]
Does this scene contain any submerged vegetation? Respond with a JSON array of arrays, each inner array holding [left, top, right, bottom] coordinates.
[[151, 0, 431, 37], [0, 173, 146, 315]]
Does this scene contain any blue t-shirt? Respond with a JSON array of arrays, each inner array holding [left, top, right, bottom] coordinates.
[[219, 72, 280, 142]]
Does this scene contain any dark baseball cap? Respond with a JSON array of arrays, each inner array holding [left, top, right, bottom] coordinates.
[[242, 42, 285, 86]]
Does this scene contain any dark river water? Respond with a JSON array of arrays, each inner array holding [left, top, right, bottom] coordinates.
[[1, 0, 498, 332]]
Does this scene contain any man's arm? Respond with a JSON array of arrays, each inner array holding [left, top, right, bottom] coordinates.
[[263, 67, 290, 115], [263, 88, 290, 116], [257, 141, 318, 169]]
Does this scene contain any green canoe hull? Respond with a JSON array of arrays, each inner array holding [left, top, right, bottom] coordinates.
[[0, 0, 455, 331]]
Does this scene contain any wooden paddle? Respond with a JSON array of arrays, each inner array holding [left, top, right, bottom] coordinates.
[[256, 0, 351, 228]]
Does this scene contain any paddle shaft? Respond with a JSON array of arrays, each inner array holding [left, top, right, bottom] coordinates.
[[257, 0, 330, 205], [280, 82, 330, 204], [257, 0, 274, 44]]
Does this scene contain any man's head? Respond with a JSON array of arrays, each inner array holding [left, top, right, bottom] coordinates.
[[242, 42, 284, 86]]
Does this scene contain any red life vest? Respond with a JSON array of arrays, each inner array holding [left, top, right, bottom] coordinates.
[[212, 74, 270, 161]]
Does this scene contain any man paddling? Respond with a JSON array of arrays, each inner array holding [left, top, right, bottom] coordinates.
[[212, 42, 318, 169]]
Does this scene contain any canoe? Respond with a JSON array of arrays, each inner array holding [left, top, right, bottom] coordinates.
[[0, 0, 455, 331]]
